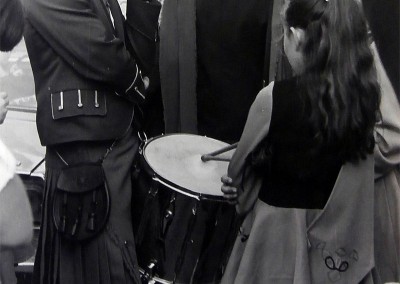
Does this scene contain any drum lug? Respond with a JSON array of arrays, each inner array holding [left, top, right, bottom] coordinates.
[[192, 202, 198, 216], [165, 195, 175, 220], [148, 177, 159, 197], [162, 193, 176, 236], [165, 209, 173, 220], [148, 187, 158, 197], [137, 131, 148, 155], [137, 130, 148, 144]]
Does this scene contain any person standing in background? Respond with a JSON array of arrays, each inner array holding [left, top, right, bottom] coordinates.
[[155, 0, 275, 282], [0, 0, 34, 282], [22, 0, 150, 281], [159, 0, 275, 143]]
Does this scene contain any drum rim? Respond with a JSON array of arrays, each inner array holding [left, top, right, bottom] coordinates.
[[141, 133, 227, 201]]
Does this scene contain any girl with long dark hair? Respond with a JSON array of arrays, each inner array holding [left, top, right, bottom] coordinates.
[[220, 0, 392, 282]]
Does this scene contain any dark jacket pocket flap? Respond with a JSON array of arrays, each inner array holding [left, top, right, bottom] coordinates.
[[51, 90, 107, 120]]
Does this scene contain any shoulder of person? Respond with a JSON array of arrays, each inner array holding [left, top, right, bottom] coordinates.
[[251, 81, 274, 113]]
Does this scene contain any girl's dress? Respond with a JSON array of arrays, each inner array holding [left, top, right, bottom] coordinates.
[[221, 80, 375, 284]]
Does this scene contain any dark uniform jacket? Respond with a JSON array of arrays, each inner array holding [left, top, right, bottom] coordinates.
[[22, 0, 146, 146], [159, 0, 274, 143]]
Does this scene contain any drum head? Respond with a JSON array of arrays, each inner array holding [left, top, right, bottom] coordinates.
[[142, 134, 233, 200]]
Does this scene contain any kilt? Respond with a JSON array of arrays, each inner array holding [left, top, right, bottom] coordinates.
[[32, 128, 141, 284]]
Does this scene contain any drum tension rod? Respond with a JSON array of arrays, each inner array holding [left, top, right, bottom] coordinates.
[[201, 142, 238, 162]]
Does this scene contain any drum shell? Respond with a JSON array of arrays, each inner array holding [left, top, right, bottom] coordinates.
[[131, 134, 237, 283], [132, 172, 236, 283]]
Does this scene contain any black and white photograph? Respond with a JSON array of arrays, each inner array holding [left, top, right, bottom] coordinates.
[[0, 0, 399, 283]]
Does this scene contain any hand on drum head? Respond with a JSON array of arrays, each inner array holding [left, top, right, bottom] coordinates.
[[221, 175, 238, 205]]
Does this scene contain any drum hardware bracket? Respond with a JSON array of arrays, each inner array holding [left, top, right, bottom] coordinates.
[[138, 130, 148, 144], [148, 177, 159, 197], [137, 131, 148, 155], [192, 202, 198, 216], [162, 193, 176, 237], [141, 259, 158, 284], [165, 209, 173, 219], [164, 193, 176, 220], [148, 187, 158, 197]]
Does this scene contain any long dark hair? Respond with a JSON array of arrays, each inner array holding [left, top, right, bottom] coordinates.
[[0, 0, 24, 52], [284, 0, 380, 162]]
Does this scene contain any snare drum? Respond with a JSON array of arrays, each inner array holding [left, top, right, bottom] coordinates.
[[132, 134, 235, 283]]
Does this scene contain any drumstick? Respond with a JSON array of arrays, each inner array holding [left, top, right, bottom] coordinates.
[[201, 156, 231, 162], [201, 142, 238, 162]]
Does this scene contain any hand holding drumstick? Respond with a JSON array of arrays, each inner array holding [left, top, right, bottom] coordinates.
[[221, 175, 239, 205], [201, 142, 240, 204]]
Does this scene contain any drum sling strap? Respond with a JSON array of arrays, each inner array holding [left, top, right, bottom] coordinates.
[[52, 140, 117, 241]]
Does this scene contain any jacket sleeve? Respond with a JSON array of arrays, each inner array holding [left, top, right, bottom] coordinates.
[[372, 42, 400, 179], [23, 0, 146, 101]]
